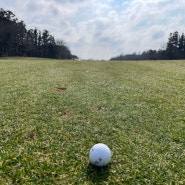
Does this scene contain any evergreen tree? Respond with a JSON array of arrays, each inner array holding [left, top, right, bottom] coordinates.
[[0, 8, 76, 59], [110, 31, 185, 61], [178, 33, 185, 59]]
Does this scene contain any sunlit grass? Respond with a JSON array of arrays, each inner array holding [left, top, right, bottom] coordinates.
[[0, 58, 185, 184]]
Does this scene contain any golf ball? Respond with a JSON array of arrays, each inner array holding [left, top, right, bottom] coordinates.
[[89, 143, 111, 167]]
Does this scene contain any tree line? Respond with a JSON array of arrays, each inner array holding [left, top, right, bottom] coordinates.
[[110, 31, 185, 60], [0, 8, 78, 59]]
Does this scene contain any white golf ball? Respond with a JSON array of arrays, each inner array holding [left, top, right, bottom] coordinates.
[[89, 143, 112, 167]]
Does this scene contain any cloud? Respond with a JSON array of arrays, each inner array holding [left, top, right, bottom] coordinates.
[[1, 0, 185, 59]]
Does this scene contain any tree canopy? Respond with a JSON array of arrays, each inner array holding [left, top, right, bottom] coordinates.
[[0, 8, 78, 59], [110, 31, 185, 61]]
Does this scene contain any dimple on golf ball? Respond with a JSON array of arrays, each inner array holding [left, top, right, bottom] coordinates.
[[89, 143, 112, 167]]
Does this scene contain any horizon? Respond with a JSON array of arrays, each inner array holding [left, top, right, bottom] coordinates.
[[1, 0, 185, 60]]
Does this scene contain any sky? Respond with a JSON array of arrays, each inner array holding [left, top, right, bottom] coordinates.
[[1, 0, 185, 60]]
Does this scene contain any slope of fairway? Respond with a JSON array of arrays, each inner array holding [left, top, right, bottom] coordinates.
[[0, 58, 185, 184]]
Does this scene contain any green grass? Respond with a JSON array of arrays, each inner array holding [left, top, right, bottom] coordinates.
[[0, 57, 185, 184]]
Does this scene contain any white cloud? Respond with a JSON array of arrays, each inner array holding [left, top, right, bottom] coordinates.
[[1, 0, 185, 59]]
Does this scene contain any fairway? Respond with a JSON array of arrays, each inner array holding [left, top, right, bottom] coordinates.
[[0, 58, 185, 184]]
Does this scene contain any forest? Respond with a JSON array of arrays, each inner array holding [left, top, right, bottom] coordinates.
[[110, 31, 185, 60], [0, 8, 78, 59]]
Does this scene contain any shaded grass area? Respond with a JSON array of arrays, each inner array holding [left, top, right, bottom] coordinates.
[[0, 58, 185, 184]]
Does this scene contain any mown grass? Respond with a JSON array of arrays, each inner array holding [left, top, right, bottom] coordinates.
[[0, 57, 185, 184]]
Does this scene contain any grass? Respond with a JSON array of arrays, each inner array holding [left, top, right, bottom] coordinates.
[[0, 57, 185, 184]]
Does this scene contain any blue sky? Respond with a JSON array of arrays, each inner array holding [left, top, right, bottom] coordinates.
[[1, 0, 185, 59]]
